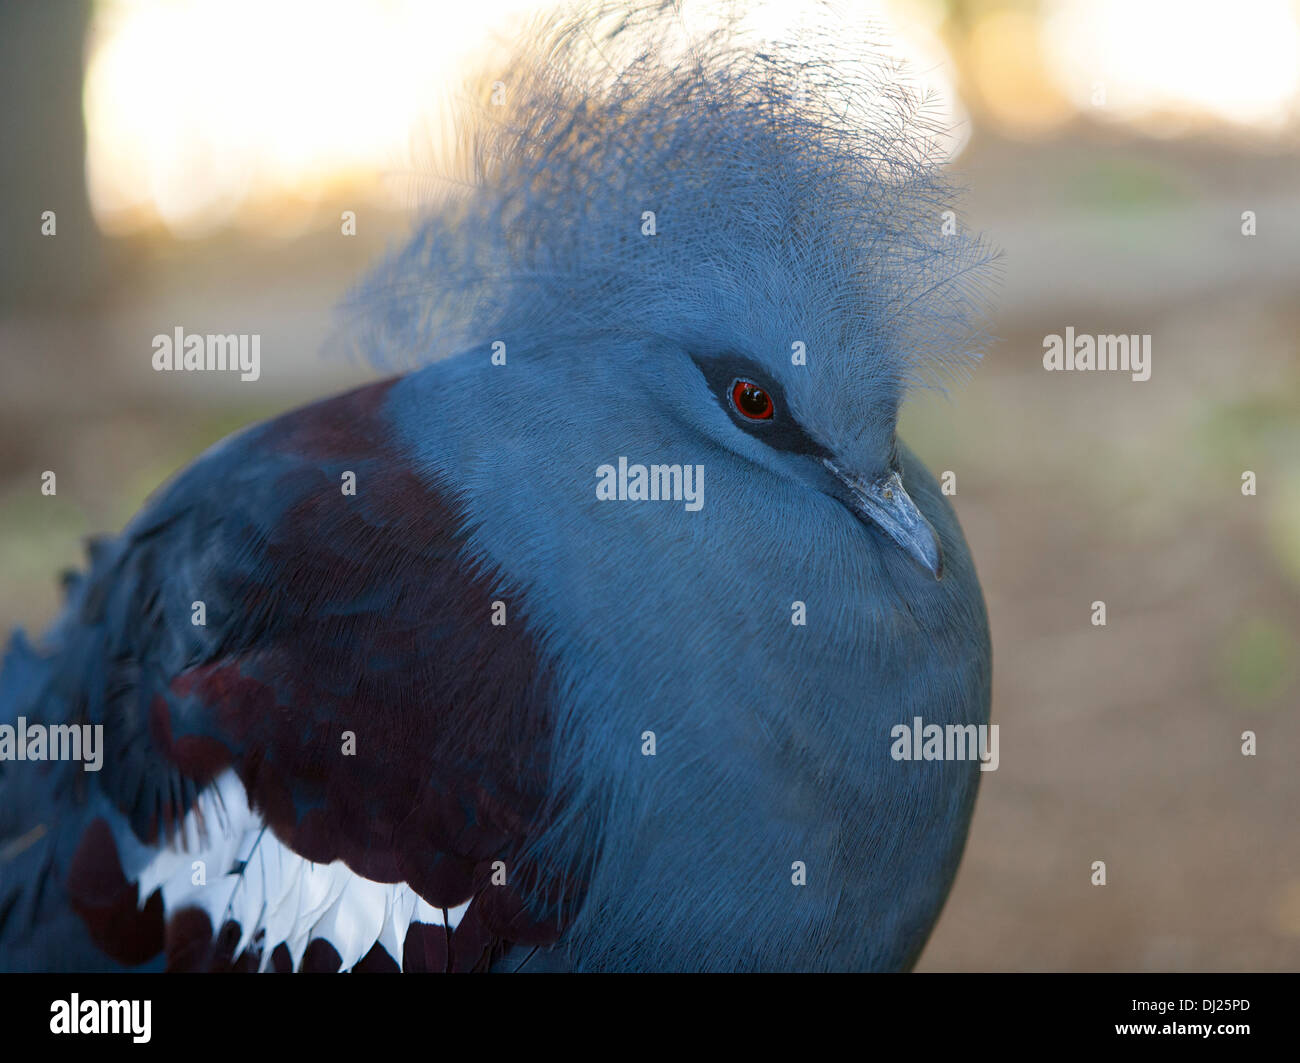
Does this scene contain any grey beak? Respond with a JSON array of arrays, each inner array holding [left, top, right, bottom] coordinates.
[[825, 460, 944, 580]]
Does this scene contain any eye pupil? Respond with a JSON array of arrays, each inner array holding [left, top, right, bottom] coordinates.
[[732, 380, 774, 420]]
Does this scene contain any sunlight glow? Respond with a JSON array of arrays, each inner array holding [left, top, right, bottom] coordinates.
[[83, 0, 965, 238], [1042, 0, 1300, 131], [84, 0, 539, 236]]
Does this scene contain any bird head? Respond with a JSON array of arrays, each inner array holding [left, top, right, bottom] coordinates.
[[349, 0, 996, 581]]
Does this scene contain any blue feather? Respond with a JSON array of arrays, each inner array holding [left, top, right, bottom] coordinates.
[[346, 0, 997, 398]]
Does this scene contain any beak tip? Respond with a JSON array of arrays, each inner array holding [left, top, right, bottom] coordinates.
[[828, 460, 946, 582], [921, 537, 944, 581]]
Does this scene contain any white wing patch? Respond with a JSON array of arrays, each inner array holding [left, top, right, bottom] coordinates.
[[133, 769, 470, 971]]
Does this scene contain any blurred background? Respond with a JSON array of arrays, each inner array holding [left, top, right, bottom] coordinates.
[[0, 0, 1296, 970]]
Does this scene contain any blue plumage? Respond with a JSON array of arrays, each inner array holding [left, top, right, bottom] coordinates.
[[0, 1, 994, 971]]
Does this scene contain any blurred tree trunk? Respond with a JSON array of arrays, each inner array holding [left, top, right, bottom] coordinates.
[[0, 0, 101, 311]]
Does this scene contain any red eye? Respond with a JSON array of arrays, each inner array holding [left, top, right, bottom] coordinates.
[[731, 379, 774, 420]]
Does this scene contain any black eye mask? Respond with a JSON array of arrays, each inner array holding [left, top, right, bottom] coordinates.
[[689, 353, 832, 460]]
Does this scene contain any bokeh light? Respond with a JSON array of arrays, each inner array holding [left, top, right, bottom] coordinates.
[[1042, 0, 1300, 132], [82, 0, 965, 237]]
